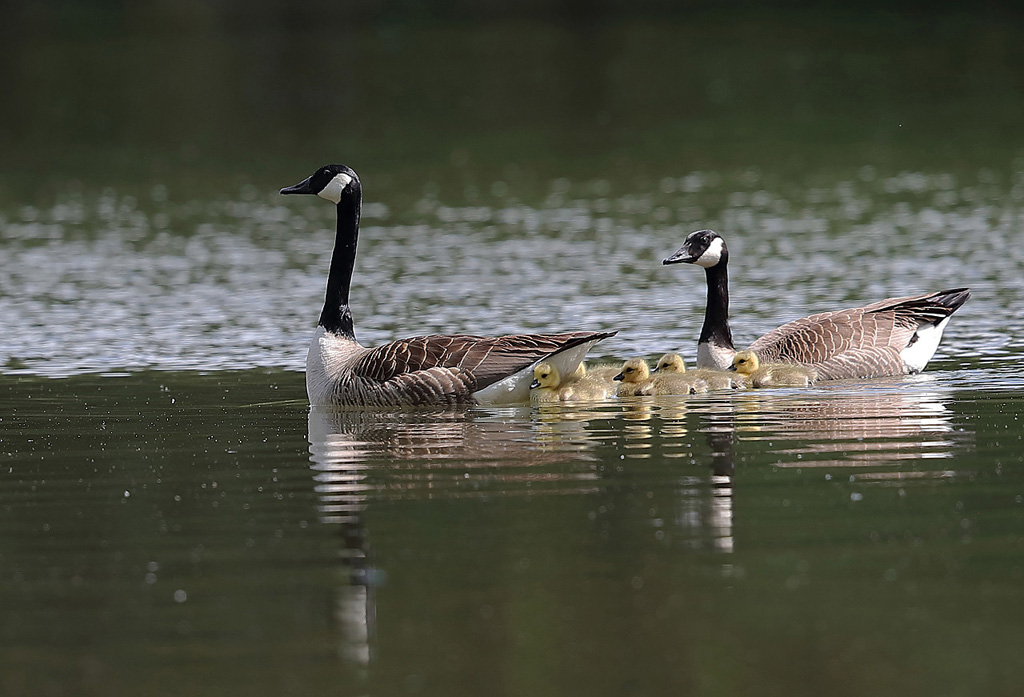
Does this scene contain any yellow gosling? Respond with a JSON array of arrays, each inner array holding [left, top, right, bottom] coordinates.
[[567, 362, 617, 401], [530, 362, 612, 404], [563, 361, 620, 385], [654, 352, 743, 390], [614, 358, 708, 396], [561, 362, 587, 383], [613, 358, 651, 396], [654, 353, 687, 373], [729, 350, 817, 388], [583, 361, 624, 382]]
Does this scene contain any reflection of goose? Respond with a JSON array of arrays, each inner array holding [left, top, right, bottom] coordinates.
[[654, 352, 744, 390], [613, 358, 708, 396], [307, 408, 378, 675], [662, 229, 970, 378], [726, 380, 961, 468], [529, 361, 613, 404], [281, 164, 615, 406], [308, 407, 602, 491], [729, 350, 816, 387]]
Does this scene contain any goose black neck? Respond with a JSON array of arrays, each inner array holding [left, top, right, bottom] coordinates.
[[700, 260, 734, 350], [319, 184, 362, 338]]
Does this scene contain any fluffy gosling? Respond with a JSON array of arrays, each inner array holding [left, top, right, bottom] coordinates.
[[562, 361, 621, 385], [729, 350, 817, 388], [530, 361, 613, 404], [654, 352, 745, 390], [613, 358, 708, 396]]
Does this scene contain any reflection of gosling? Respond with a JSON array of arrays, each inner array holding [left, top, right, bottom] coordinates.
[[614, 358, 708, 396], [655, 352, 744, 390], [729, 350, 817, 388], [530, 362, 612, 404]]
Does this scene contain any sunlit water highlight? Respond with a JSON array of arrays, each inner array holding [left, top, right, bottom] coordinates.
[[2, 167, 1020, 377]]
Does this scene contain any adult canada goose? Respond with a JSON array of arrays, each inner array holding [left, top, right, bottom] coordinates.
[[729, 350, 817, 388], [529, 362, 613, 404], [613, 358, 709, 396], [281, 164, 616, 407], [653, 352, 745, 390], [662, 229, 970, 380]]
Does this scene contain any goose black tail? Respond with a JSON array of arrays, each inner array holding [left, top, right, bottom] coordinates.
[[931, 288, 971, 314]]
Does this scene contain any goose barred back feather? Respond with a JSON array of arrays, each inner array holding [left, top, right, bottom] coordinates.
[[748, 289, 970, 380], [313, 330, 617, 407]]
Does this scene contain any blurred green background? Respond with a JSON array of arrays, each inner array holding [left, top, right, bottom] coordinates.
[[3, 1, 1022, 209]]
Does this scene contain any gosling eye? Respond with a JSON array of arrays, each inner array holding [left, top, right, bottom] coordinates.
[[540, 373, 549, 379]]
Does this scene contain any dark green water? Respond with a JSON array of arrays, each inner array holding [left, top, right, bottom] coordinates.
[[2, 7, 1024, 697], [2, 370, 1023, 696]]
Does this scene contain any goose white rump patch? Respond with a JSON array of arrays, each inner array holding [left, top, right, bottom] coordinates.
[[900, 316, 951, 373]]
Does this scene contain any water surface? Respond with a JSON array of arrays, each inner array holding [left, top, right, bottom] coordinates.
[[2, 9, 1024, 697], [2, 370, 1022, 696]]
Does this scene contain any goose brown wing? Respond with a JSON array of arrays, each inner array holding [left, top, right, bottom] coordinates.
[[749, 288, 970, 375], [353, 330, 617, 392], [749, 306, 907, 364], [810, 346, 906, 380]]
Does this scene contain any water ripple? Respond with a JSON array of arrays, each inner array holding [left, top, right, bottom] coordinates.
[[1, 167, 1018, 376]]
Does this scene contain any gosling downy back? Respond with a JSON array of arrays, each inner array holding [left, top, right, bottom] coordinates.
[[730, 350, 816, 388], [614, 358, 707, 396], [655, 352, 742, 390], [530, 361, 613, 403]]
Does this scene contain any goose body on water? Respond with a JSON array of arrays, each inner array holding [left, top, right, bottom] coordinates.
[[654, 352, 745, 390], [282, 164, 615, 407], [662, 230, 970, 380], [729, 350, 817, 388]]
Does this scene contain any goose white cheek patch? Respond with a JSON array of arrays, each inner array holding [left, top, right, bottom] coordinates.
[[695, 237, 724, 268], [317, 172, 353, 204]]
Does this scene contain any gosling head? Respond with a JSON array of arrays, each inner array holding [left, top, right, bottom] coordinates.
[[729, 350, 760, 375], [280, 164, 360, 205], [530, 362, 562, 389], [613, 358, 651, 383], [662, 229, 727, 269], [654, 353, 687, 373]]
